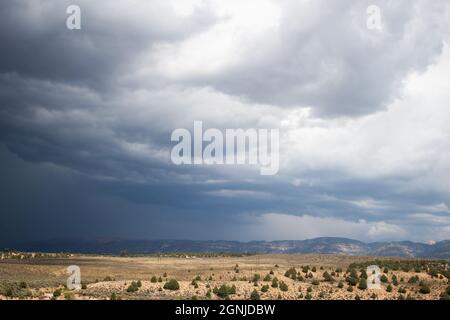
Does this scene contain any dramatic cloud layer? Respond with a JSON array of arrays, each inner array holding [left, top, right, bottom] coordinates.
[[0, 0, 450, 244]]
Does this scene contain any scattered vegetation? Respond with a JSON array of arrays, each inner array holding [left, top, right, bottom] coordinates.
[[163, 279, 180, 291]]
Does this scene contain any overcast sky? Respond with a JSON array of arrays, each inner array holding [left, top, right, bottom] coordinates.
[[1, 0, 450, 245]]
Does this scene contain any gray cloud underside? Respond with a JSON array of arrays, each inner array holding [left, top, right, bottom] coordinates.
[[1, 0, 450, 243]]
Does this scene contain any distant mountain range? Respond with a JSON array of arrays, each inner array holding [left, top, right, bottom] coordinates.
[[5, 237, 450, 259]]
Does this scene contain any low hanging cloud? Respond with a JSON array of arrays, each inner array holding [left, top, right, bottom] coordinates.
[[241, 213, 407, 241]]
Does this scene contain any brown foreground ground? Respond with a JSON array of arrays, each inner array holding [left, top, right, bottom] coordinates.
[[0, 252, 449, 300]]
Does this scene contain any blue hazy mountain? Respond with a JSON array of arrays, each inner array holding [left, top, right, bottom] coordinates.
[[6, 237, 450, 259]]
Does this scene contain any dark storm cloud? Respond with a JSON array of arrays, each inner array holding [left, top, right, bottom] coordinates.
[[181, 0, 449, 117], [0, 0, 449, 243], [0, 0, 215, 87]]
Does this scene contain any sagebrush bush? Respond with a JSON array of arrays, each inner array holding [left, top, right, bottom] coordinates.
[[419, 284, 431, 294], [284, 267, 297, 279], [216, 284, 236, 298], [250, 289, 260, 300], [163, 279, 180, 291], [271, 278, 279, 288], [357, 278, 367, 290], [127, 281, 139, 293]]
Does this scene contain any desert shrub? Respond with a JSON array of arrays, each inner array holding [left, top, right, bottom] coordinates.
[[297, 275, 304, 282], [322, 271, 334, 282], [398, 294, 405, 300], [81, 283, 87, 290], [137, 280, 142, 287], [191, 279, 198, 286], [355, 295, 361, 300], [446, 286, 450, 295], [206, 289, 212, 298], [358, 278, 367, 290], [229, 284, 237, 295], [346, 276, 358, 286], [6, 288, 13, 297], [110, 292, 117, 300], [158, 277, 163, 282], [0, 282, 32, 298], [151, 276, 157, 283], [305, 293, 312, 300], [349, 269, 359, 279], [279, 282, 289, 292], [428, 269, 438, 278], [392, 275, 398, 286], [284, 267, 297, 279], [263, 274, 271, 281], [347, 285, 354, 292], [312, 266, 317, 272], [271, 278, 279, 288], [261, 284, 269, 293], [195, 275, 201, 281], [307, 286, 312, 293], [386, 284, 393, 292], [269, 269, 274, 275], [250, 289, 260, 300], [408, 275, 419, 284], [163, 272, 167, 278], [302, 266, 309, 273], [338, 281, 344, 289], [380, 274, 388, 283], [19, 281, 27, 289], [383, 267, 389, 273], [216, 284, 236, 298], [103, 276, 113, 282], [360, 270, 368, 279], [163, 279, 180, 291], [252, 274, 261, 282], [127, 281, 139, 293], [53, 289, 62, 298], [312, 279, 320, 286], [419, 284, 431, 294], [64, 292, 74, 300], [398, 287, 407, 294]]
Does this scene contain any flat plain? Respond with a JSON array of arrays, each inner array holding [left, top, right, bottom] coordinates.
[[0, 252, 449, 300]]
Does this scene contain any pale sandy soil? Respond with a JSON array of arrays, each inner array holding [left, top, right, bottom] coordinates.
[[0, 254, 448, 300]]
